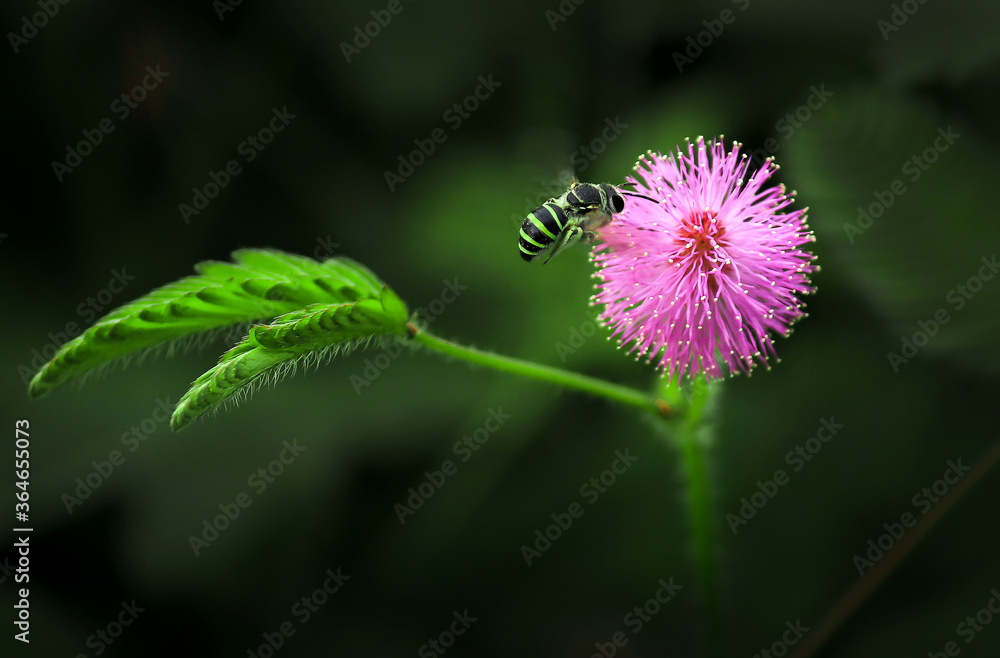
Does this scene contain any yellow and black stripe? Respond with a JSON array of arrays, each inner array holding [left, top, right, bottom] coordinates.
[[518, 203, 567, 261]]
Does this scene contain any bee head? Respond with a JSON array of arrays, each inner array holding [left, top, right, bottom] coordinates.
[[599, 184, 626, 214], [610, 191, 625, 213]]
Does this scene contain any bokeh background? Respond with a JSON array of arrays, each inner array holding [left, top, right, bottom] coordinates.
[[3, 0, 1000, 656]]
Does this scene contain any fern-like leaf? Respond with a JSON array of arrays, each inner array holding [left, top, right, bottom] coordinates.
[[170, 287, 408, 431], [29, 249, 389, 398]]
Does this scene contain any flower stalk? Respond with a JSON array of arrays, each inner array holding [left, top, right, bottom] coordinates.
[[665, 377, 723, 657], [408, 323, 670, 418]]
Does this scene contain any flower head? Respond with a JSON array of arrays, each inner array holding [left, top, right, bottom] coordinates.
[[591, 137, 817, 381]]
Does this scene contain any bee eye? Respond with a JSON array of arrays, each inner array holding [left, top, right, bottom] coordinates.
[[612, 194, 625, 213]]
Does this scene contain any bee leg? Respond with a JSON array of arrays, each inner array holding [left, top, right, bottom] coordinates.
[[543, 226, 584, 265]]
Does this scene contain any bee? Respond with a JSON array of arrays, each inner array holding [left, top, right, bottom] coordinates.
[[517, 181, 656, 264]]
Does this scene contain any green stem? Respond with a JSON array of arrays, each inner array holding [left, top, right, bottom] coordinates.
[[663, 378, 723, 657], [409, 324, 669, 418]]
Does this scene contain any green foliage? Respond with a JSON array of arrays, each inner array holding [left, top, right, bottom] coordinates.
[[171, 289, 407, 431], [28, 249, 409, 430]]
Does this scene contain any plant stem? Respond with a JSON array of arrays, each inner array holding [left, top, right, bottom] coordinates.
[[789, 435, 1000, 658], [662, 378, 723, 657], [409, 324, 669, 417]]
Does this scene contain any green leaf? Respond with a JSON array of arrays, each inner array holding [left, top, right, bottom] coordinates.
[[29, 249, 391, 398], [170, 287, 409, 431]]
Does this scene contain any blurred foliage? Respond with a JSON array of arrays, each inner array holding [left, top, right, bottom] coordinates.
[[3, 0, 1000, 656]]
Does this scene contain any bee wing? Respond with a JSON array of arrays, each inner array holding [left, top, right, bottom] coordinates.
[[510, 126, 579, 225]]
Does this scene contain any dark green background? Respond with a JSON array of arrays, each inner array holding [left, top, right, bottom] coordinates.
[[4, 0, 1000, 656]]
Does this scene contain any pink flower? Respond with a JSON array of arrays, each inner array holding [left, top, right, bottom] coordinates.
[[591, 137, 817, 381]]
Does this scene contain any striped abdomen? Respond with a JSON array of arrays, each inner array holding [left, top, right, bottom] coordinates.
[[518, 202, 567, 261]]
